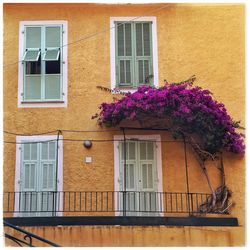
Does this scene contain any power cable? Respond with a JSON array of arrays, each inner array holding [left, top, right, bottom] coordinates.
[[3, 4, 169, 68]]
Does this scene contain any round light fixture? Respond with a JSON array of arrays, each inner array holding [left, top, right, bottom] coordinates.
[[83, 140, 92, 149]]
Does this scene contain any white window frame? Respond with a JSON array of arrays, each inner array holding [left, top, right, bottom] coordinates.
[[113, 134, 163, 216], [18, 21, 68, 108], [14, 135, 63, 216], [110, 17, 159, 92]]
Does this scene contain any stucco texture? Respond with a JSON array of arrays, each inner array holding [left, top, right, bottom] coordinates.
[[3, 3, 245, 246]]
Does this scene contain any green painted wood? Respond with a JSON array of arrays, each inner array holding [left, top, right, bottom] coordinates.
[[115, 21, 153, 87], [23, 25, 63, 101]]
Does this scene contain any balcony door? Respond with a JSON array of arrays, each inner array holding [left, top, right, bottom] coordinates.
[[19, 141, 57, 217], [118, 139, 160, 216]]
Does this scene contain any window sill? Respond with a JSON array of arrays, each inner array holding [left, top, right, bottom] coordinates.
[[21, 101, 65, 104], [18, 100, 67, 108]]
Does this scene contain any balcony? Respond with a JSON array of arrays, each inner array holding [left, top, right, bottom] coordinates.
[[3, 191, 238, 227]]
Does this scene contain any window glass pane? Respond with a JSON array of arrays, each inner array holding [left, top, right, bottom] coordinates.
[[41, 142, 48, 160], [45, 75, 61, 100], [49, 142, 56, 160], [45, 26, 61, 48], [125, 23, 132, 56], [23, 144, 30, 160], [26, 58, 41, 75], [136, 23, 143, 56], [143, 23, 151, 56], [43, 50, 60, 61], [117, 23, 124, 56], [45, 56, 60, 74], [23, 50, 40, 62], [26, 27, 41, 48], [24, 76, 41, 100]]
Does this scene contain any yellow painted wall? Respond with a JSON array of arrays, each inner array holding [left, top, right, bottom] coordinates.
[[3, 3, 245, 246], [4, 225, 244, 247]]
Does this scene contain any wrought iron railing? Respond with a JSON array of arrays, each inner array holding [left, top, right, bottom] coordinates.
[[4, 220, 60, 247], [3, 191, 213, 216]]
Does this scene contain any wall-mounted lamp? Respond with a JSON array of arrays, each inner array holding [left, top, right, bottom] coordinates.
[[83, 140, 92, 149]]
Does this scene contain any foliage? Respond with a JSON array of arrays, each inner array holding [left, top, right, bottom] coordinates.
[[93, 82, 245, 155]]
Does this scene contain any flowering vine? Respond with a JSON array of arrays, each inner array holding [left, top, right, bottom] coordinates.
[[93, 79, 244, 213], [94, 81, 244, 155]]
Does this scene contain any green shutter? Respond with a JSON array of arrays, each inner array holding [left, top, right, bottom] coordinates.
[[23, 25, 62, 102], [20, 141, 57, 216], [20, 143, 38, 215], [26, 27, 41, 48], [135, 22, 153, 86], [116, 21, 153, 87], [116, 22, 133, 87], [44, 26, 62, 101]]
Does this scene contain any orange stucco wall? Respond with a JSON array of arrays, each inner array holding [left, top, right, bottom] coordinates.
[[4, 225, 244, 247], [3, 3, 245, 246]]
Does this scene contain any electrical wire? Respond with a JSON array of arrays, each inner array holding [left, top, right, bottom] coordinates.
[[3, 138, 191, 144], [3, 130, 60, 136], [3, 4, 169, 68]]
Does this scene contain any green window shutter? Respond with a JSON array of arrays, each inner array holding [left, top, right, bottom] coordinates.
[[23, 25, 63, 102], [23, 26, 42, 101], [44, 26, 62, 101], [139, 141, 155, 190], [22, 143, 38, 191], [41, 142, 56, 190], [120, 141, 136, 190], [116, 22, 133, 87], [135, 22, 153, 86], [20, 143, 38, 215], [40, 142, 56, 213], [20, 140, 58, 216], [26, 27, 41, 48]]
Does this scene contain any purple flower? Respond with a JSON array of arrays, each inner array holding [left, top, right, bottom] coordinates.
[[94, 83, 245, 154]]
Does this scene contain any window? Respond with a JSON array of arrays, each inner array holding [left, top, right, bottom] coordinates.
[[114, 135, 163, 216], [18, 21, 67, 108], [111, 17, 158, 89], [15, 135, 63, 216]]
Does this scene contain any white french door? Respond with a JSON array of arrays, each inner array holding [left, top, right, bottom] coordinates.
[[19, 141, 57, 216], [119, 140, 160, 216]]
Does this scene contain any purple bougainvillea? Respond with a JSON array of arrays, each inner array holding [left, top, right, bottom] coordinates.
[[93, 82, 245, 154]]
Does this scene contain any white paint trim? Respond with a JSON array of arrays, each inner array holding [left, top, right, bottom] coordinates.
[[110, 16, 159, 91], [14, 135, 63, 216], [18, 20, 68, 108], [113, 134, 163, 216]]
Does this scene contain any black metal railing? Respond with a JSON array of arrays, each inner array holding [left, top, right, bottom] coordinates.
[[4, 220, 60, 247], [3, 191, 213, 216]]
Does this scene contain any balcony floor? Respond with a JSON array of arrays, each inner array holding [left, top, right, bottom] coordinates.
[[4, 216, 239, 227]]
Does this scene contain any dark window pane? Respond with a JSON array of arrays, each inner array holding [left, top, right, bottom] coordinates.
[[26, 56, 41, 74], [45, 55, 60, 74]]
